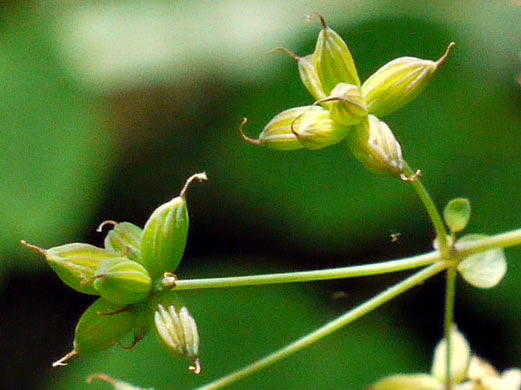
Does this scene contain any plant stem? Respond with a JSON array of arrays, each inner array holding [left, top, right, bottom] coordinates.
[[195, 262, 449, 390], [173, 253, 438, 291], [454, 227, 521, 258], [173, 227, 521, 291], [443, 265, 457, 389], [403, 162, 449, 258]]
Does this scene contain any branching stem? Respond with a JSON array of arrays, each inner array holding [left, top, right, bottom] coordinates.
[[195, 262, 449, 390], [173, 227, 521, 291]]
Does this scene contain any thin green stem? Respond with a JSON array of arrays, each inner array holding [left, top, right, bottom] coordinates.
[[173, 253, 438, 291], [403, 162, 450, 258], [454, 227, 521, 258], [195, 262, 449, 390], [443, 265, 457, 389], [173, 227, 521, 292]]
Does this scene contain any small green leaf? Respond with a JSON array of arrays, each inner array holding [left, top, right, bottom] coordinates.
[[457, 234, 507, 289], [444, 198, 471, 233], [94, 258, 152, 305]]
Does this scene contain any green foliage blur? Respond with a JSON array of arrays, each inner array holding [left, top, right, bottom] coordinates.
[[1, 1, 520, 389]]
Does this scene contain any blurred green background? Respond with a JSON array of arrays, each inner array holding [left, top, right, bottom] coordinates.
[[1, 0, 520, 389]]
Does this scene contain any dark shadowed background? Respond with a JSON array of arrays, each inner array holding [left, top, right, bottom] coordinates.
[[1, 1, 520, 389]]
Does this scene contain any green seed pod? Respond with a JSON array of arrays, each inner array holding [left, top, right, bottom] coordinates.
[[53, 298, 135, 367], [325, 82, 367, 126], [21, 241, 118, 295], [291, 105, 351, 150], [101, 221, 143, 262], [299, 54, 328, 100], [310, 13, 360, 94], [141, 173, 207, 279], [272, 48, 327, 101], [347, 115, 404, 176], [239, 109, 305, 151], [93, 258, 152, 305], [361, 43, 455, 117], [131, 301, 152, 343], [74, 298, 135, 353]]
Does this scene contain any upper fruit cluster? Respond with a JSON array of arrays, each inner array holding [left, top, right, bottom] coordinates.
[[241, 13, 454, 177]]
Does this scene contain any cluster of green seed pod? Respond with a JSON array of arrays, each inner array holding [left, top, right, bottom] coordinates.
[[240, 13, 455, 177], [21, 173, 207, 373]]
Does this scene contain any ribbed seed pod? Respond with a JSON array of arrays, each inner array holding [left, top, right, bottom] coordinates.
[[93, 258, 152, 305], [53, 298, 135, 367], [151, 291, 200, 373], [347, 115, 404, 176], [311, 13, 360, 94], [361, 43, 455, 117], [326, 82, 367, 126], [141, 197, 187, 279], [131, 301, 152, 344], [299, 54, 327, 100], [272, 47, 327, 101], [103, 222, 143, 262], [21, 241, 118, 295], [240, 108, 307, 150], [154, 305, 199, 358], [74, 298, 135, 354], [292, 105, 351, 150], [141, 173, 206, 279]]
